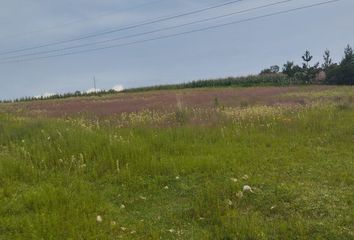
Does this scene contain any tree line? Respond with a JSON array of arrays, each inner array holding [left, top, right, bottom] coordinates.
[[261, 44, 354, 85]]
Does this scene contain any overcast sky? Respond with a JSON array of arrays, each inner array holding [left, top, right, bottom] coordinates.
[[0, 0, 353, 99]]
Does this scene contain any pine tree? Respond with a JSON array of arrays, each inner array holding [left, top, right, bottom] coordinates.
[[322, 49, 332, 69], [302, 50, 313, 68], [341, 44, 354, 65]]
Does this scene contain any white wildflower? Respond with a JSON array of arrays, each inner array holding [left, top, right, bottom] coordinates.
[[236, 191, 243, 198], [242, 175, 249, 180], [120, 227, 127, 231], [96, 215, 103, 222], [227, 199, 233, 206], [120, 204, 126, 209], [110, 221, 117, 226], [175, 176, 180, 180], [168, 229, 175, 233], [243, 185, 254, 193], [130, 230, 136, 234], [230, 177, 238, 182], [139, 196, 147, 200], [164, 186, 169, 190]]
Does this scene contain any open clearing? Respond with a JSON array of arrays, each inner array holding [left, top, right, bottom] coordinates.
[[3, 86, 332, 117], [0, 86, 353, 239]]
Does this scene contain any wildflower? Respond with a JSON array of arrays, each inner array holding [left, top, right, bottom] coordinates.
[[175, 176, 180, 180], [227, 199, 233, 206], [243, 185, 254, 193], [164, 186, 169, 190], [120, 204, 126, 209], [96, 215, 103, 222], [236, 191, 243, 198], [110, 221, 117, 226], [47, 136, 51, 140], [139, 196, 147, 200], [270, 205, 276, 210], [130, 230, 136, 234], [120, 227, 127, 231], [230, 177, 238, 182], [168, 229, 175, 233], [242, 175, 249, 180]]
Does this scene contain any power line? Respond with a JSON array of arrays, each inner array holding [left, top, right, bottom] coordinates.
[[0, 0, 295, 61], [0, 0, 166, 41], [0, 0, 341, 65], [0, 0, 245, 56]]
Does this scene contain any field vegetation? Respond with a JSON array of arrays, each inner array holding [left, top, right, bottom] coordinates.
[[0, 86, 353, 239]]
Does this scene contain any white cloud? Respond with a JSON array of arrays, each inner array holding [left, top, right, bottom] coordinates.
[[112, 84, 124, 92]]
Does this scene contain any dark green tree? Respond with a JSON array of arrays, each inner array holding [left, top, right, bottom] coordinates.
[[282, 61, 302, 77], [282, 61, 294, 75], [327, 45, 354, 85], [299, 50, 320, 83], [260, 65, 280, 75], [341, 44, 354, 65], [339, 45, 354, 85], [302, 50, 313, 68], [270, 65, 280, 73], [322, 49, 332, 69]]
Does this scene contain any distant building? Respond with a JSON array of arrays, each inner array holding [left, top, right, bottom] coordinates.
[[315, 70, 327, 83]]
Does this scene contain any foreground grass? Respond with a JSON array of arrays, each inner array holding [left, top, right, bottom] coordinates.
[[0, 88, 353, 239]]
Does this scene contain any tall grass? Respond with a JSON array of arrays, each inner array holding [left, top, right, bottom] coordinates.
[[0, 88, 353, 239]]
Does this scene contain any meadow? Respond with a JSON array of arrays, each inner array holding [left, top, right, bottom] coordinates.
[[0, 86, 353, 239]]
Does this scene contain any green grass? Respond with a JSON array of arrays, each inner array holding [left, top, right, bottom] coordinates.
[[0, 87, 353, 239]]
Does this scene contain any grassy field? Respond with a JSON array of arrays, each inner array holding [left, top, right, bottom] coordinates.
[[0, 86, 353, 239]]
